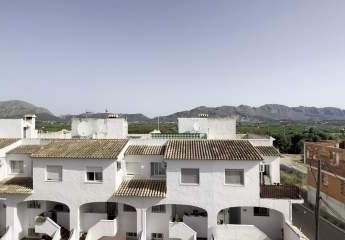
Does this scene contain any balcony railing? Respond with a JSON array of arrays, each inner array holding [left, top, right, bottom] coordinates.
[[260, 185, 301, 199]]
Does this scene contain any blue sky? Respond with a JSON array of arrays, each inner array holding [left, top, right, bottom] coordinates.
[[1, 1, 344, 117]]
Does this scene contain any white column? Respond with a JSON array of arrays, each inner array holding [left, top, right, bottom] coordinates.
[[6, 201, 20, 239], [136, 208, 147, 240], [69, 205, 80, 240], [207, 209, 217, 240]]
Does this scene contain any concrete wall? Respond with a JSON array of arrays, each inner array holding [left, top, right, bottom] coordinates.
[[117, 203, 137, 240], [178, 118, 209, 134]]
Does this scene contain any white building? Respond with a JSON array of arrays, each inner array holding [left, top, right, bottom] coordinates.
[[71, 116, 128, 139], [178, 117, 236, 140], [0, 137, 306, 240], [0, 115, 37, 139]]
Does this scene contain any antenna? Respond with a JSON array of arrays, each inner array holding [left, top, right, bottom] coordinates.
[[158, 116, 160, 131]]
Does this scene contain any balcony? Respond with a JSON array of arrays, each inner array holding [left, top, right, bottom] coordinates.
[[85, 218, 117, 240], [260, 185, 302, 200]]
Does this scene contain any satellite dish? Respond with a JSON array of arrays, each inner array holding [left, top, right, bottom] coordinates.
[[193, 122, 200, 132], [77, 121, 93, 137]]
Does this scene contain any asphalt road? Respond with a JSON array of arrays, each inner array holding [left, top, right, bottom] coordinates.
[[292, 204, 345, 240]]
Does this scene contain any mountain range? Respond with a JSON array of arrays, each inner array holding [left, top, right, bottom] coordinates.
[[1, 100, 345, 123]]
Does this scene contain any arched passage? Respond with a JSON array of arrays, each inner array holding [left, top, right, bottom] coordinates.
[[147, 203, 208, 240], [217, 206, 285, 240], [17, 200, 70, 239], [79, 201, 137, 240]]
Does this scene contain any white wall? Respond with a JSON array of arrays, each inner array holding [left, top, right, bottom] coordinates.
[[166, 160, 261, 212], [146, 205, 171, 240], [178, 118, 209, 134], [262, 156, 280, 184], [71, 118, 128, 139], [0, 119, 23, 138], [6, 154, 33, 178], [117, 203, 137, 240], [0, 140, 21, 180], [207, 118, 236, 140], [124, 155, 165, 179], [81, 213, 107, 232], [240, 207, 284, 240]]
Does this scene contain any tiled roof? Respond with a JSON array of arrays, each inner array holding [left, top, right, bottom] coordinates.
[[7, 145, 42, 154], [125, 145, 165, 156], [164, 140, 263, 161], [32, 139, 128, 159], [255, 146, 280, 157], [0, 139, 18, 149], [260, 185, 301, 199], [0, 177, 33, 194], [114, 179, 166, 197]]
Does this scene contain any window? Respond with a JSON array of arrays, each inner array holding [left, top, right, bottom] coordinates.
[[225, 169, 244, 185], [340, 180, 345, 196], [123, 204, 136, 212], [331, 152, 340, 166], [152, 233, 163, 240], [27, 201, 41, 209], [152, 205, 166, 213], [181, 168, 199, 184], [151, 162, 166, 177], [117, 161, 122, 171], [126, 232, 137, 240], [254, 207, 269, 217], [86, 167, 103, 182], [10, 161, 24, 174], [46, 165, 62, 181], [321, 173, 328, 186]]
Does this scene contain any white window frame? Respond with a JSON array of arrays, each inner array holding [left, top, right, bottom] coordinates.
[[180, 168, 200, 185], [224, 169, 245, 186], [151, 162, 166, 177], [85, 167, 103, 183], [10, 160, 24, 175], [46, 165, 62, 182]]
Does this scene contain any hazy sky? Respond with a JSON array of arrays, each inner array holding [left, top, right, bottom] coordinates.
[[1, 1, 345, 117]]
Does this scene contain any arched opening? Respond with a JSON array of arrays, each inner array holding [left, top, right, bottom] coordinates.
[[147, 204, 208, 240], [217, 207, 284, 240], [18, 200, 70, 239], [79, 202, 137, 240]]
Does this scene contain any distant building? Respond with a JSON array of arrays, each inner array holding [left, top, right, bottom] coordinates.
[[178, 117, 236, 139], [0, 114, 37, 139], [305, 141, 345, 221], [71, 114, 128, 139]]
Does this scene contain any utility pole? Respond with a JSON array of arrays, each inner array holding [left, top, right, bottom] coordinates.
[[315, 158, 321, 240]]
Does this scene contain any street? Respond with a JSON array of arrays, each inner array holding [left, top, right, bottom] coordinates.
[[292, 204, 345, 240]]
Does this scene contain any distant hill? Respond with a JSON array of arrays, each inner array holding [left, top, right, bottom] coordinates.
[[156, 104, 345, 122], [0, 100, 59, 121], [2, 100, 345, 123]]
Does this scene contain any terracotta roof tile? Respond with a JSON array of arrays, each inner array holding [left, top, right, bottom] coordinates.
[[0, 177, 33, 194], [32, 139, 128, 159], [164, 140, 263, 161], [8, 145, 42, 154], [255, 146, 280, 157], [125, 145, 165, 156], [114, 179, 166, 197], [0, 139, 18, 149]]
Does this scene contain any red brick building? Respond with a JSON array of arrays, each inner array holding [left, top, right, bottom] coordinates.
[[304, 141, 345, 220]]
